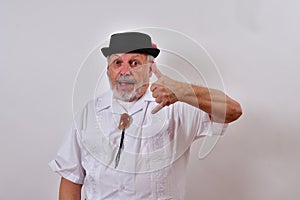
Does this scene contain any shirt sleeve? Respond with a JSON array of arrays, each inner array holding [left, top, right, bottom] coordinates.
[[48, 125, 85, 184], [172, 102, 228, 140], [195, 110, 228, 138]]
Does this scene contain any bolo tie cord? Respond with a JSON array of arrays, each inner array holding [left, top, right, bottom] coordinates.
[[115, 128, 125, 168], [114, 102, 150, 168]]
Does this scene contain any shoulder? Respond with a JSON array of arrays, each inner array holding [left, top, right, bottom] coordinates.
[[74, 90, 112, 131]]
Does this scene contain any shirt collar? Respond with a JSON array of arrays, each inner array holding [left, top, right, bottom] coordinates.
[[140, 89, 155, 102], [96, 90, 113, 112]]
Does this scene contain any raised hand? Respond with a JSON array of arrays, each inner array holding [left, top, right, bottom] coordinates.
[[150, 63, 180, 114]]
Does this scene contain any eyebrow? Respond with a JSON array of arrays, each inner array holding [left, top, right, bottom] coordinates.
[[109, 54, 122, 60], [130, 55, 142, 59]]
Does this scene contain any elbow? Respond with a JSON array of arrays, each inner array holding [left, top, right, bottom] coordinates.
[[225, 102, 243, 123], [233, 103, 243, 120]]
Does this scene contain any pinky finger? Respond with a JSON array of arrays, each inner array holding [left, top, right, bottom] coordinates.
[[151, 103, 164, 114]]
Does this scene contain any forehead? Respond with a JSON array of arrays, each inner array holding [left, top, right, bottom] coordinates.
[[109, 53, 147, 61]]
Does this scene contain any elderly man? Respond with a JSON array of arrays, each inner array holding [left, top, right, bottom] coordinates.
[[49, 32, 242, 200]]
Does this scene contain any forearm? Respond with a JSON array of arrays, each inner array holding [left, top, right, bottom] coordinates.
[[150, 65, 242, 122], [177, 83, 242, 123], [59, 177, 82, 200]]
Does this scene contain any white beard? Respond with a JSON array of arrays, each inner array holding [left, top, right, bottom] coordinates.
[[111, 85, 137, 102]]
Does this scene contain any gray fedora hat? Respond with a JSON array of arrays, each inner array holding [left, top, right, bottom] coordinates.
[[101, 32, 160, 58]]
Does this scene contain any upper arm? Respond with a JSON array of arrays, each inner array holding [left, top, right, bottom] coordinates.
[[59, 177, 82, 200]]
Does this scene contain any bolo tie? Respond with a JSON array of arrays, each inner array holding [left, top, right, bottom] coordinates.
[[115, 113, 131, 168]]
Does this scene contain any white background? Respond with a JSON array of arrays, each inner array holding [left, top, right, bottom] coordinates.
[[1, 0, 300, 199]]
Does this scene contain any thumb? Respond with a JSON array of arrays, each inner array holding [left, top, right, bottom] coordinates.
[[151, 63, 163, 79]]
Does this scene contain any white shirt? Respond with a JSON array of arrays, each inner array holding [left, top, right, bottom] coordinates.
[[49, 90, 227, 200]]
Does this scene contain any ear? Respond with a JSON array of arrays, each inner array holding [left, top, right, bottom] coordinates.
[[149, 61, 155, 71], [149, 61, 155, 77], [106, 66, 110, 76]]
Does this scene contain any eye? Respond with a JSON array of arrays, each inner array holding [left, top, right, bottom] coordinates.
[[114, 60, 121, 65], [130, 60, 139, 67]]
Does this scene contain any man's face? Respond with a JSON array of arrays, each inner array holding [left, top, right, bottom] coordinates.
[[107, 53, 152, 101]]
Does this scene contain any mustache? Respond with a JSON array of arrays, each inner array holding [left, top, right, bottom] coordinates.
[[116, 76, 137, 84]]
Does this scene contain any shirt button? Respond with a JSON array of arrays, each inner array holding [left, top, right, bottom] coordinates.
[[119, 185, 125, 190]]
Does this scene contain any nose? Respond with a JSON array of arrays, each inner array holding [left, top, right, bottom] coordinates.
[[119, 63, 131, 75]]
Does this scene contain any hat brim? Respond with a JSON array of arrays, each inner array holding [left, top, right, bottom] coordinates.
[[101, 47, 160, 58]]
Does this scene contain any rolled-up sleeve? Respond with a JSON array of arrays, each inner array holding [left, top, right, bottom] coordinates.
[[172, 102, 228, 139], [49, 125, 85, 184], [196, 112, 228, 138]]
